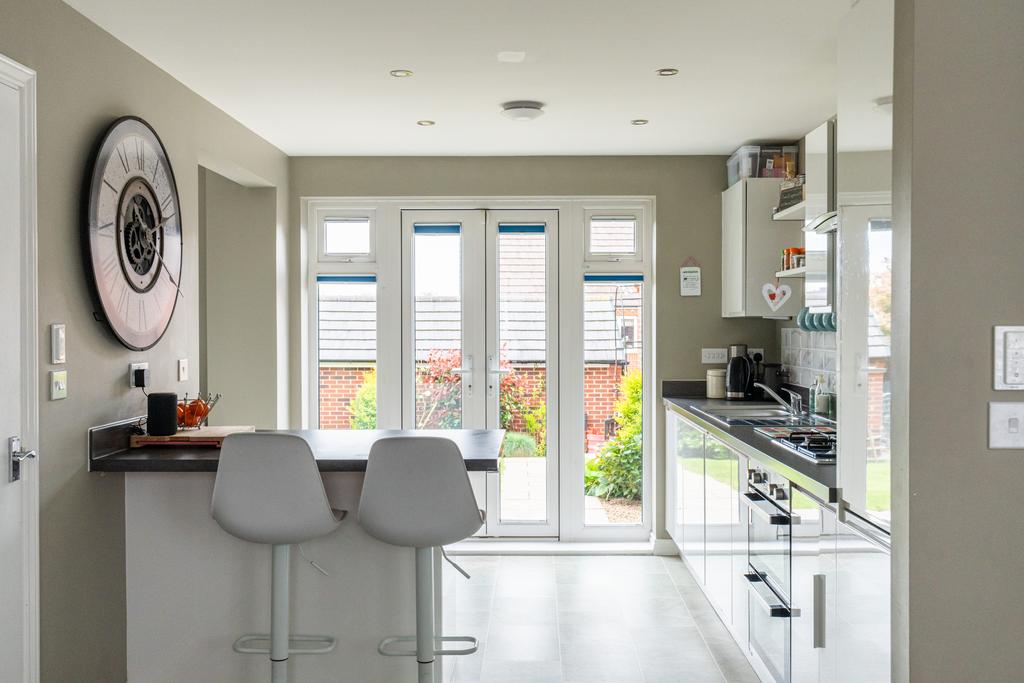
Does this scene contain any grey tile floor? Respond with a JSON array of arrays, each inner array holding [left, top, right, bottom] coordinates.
[[447, 555, 759, 683]]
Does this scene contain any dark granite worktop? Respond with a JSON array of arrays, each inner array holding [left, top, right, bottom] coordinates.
[[662, 390, 838, 503], [88, 422, 503, 473]]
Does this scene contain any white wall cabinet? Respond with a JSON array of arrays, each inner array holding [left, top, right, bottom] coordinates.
[[722, 178, 803, 318]]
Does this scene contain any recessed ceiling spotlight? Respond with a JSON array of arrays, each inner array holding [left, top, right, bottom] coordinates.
[[501, 100, 546, 121], [417, 120, 436, 127], [390, 69, 414, 78], [656, 67, 679, 76], [631, 119, 650, 126]]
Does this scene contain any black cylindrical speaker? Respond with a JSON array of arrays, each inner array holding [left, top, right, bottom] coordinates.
[[147, 392, 178, 436]]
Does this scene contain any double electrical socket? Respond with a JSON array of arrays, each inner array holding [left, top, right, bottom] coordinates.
[[702, 347, 765, 364], [701, 348, 728, 364]]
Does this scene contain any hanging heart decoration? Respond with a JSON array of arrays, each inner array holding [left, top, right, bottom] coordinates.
[[762, 282, 792, 312]]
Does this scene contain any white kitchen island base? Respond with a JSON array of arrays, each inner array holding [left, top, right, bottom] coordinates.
[[123, 472, 459, 683]]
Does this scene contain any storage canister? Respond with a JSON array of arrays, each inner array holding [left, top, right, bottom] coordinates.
[[707, 369, 727, 399]]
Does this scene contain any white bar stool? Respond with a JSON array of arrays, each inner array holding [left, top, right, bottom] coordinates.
[[358, 436, 485, 683], [211, 433, 347, 683]]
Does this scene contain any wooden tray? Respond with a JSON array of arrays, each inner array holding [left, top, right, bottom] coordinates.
[[130, 425, 255, 448]]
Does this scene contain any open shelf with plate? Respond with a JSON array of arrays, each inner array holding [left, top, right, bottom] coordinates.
[[772, 200, 806, 221]]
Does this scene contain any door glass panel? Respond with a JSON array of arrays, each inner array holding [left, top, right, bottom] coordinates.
[[582, 275, 644, 525], [316, 275, 377, 429], [864, 219, 892, 523], [496, 224, 548, 523], [413, 224, 463, 428], [323, 217, 371, 255], [839, 210, 892, 531], [589, 216, 637, 255]]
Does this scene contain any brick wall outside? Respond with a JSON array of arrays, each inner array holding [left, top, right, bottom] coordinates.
[[318, 362, 633, 449], [319, 365, 375, 429], [867, 357, 889, 459]]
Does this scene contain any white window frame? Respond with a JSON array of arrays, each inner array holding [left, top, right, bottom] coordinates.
[[316, 206, 377, 263], [584, 205, 644, 262], [303, 199, 400, 430], [301, 196, 655, 544]]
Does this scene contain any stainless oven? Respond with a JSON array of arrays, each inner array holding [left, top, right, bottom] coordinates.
[[744, 465, 797, 683]]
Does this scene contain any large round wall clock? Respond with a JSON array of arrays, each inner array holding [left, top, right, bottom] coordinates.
[[83, 117, 182, 351]]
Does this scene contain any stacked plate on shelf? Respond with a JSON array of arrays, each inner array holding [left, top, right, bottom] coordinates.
[[796, 307, 837, 332]]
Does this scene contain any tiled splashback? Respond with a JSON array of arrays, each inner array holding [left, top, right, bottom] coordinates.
[[781, 328, 836, 390]]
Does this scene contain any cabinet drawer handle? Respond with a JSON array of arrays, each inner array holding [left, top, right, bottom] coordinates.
[[742, 491, 795, 526], [744, 573, 793, 618], [813, 573, 826, 648]]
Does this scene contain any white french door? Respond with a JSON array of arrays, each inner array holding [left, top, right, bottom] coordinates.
[[401, 209, 559, 537]]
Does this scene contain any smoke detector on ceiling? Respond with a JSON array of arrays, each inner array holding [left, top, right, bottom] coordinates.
[[501, 100, 546, 121]]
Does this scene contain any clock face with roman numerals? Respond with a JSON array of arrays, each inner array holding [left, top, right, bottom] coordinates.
[[84, 117, 182, 351]]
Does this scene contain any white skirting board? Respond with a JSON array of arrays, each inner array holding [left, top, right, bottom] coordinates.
[[124, 472, 452, 683]]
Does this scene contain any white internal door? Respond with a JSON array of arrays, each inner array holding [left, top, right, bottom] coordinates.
[[401, 209, 559, 537], [0, 54, 39, 683]]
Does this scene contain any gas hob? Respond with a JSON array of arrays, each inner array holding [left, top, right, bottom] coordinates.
[[755, 426, 837, 464]]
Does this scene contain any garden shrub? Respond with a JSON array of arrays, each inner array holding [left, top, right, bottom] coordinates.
[[584, 369, 643, 500], [349, 370, 377, 429], [503, 432, 538, 458]]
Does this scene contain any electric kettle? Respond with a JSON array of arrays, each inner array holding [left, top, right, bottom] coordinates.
[[725, 344, 753, 400]]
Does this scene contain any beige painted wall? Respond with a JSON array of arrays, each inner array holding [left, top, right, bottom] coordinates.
[[892, 0, 1024, 680], [0, 1, 288, 679], [289, 156, 781, 538], [199, 168, 280, 428]]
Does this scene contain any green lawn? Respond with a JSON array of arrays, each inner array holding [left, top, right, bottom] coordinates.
[[681, 457, 734, 488], [866, 460, 890, 512]]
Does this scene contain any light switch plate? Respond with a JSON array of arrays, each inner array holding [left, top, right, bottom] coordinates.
[[178, 359, 189, 382], [994, 326, 1024, 389], [702, 348, 728, 364], [50, 323, 66, 364], [989, 402, 1024, 448], [50, 370, 68, 400]]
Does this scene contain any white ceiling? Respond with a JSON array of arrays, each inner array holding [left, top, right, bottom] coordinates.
[[64, 0, 847, 156]]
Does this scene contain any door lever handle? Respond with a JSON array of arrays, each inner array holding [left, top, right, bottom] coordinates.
[[9, 436, 36, 483]]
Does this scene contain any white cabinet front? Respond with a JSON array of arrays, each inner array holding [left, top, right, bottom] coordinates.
[[833, 516, 891, 683], [704, 435, 738, 623], [678, 416, 706, 584]]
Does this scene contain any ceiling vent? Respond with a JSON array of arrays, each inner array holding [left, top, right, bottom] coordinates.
[[501, 100, 546, 121]]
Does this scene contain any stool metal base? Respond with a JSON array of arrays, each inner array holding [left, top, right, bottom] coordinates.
[[233, 634, 338, 655], [377, 635, 479, 658]]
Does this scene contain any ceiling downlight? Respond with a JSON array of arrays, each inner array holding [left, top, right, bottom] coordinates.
[[390, 69, 414, 78], [416, 120, 436, 127], [656, 67, 679, 76], [631, 119, 650, 126]]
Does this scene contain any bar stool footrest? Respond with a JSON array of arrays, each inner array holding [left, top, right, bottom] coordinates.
[[377, 635, 479, 657], [233, 634, 337, 655]]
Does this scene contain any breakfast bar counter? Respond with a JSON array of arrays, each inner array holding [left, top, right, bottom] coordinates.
[[88, 422, 503, 683], [89, 427, 503, 472]]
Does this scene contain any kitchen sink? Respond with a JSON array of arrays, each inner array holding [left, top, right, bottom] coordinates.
[[705, 408, 794, 418], [692, 405, 823, 428]]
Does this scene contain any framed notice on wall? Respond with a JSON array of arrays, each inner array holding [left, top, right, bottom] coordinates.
[[680, 266, 702, 296]]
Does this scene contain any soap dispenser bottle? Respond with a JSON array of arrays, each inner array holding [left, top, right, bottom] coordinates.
[[807, 377, 818, 414]]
